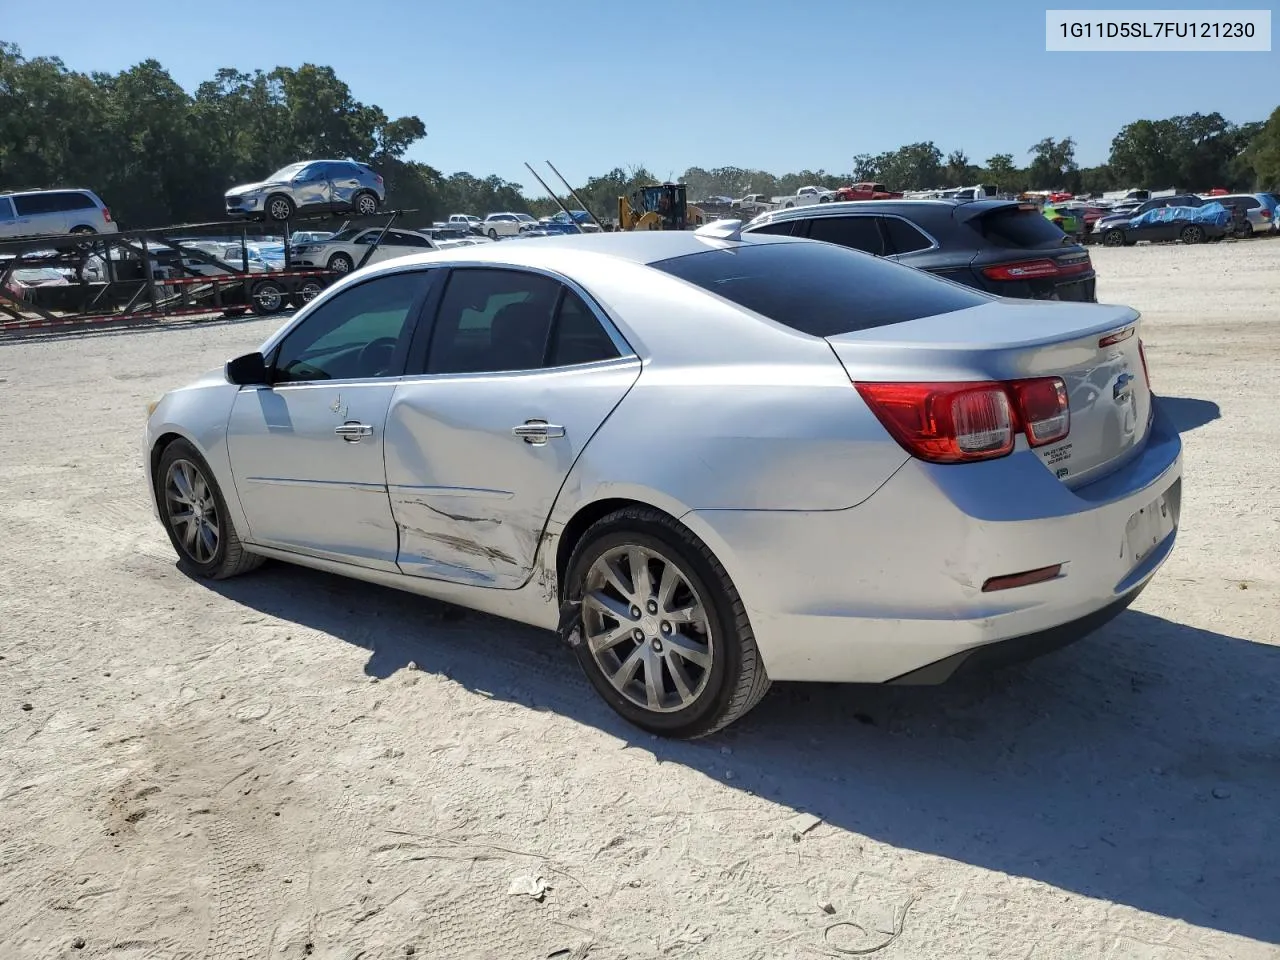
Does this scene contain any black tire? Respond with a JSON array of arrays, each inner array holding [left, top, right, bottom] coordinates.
[[487, 228, 498, 240], [564, 506, 771, 739], [155, 438, 263, 581], [352, 192, 379, 217], [265, 194, 295, 222], [291, 279, 325, 308], [250, 279, 286, 315], [327, 252, 354, 274], [1180, 225, 1204, 244], [1102, 229, 1124, 247], [819, 195, 832, 203]]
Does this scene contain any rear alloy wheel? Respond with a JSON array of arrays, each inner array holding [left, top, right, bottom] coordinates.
[[353, 192, 379, 217], [156, 439, 263, 580], [1180, 225, 1205, 244], [266, 194, 295, 222], [566, 506, 771, 738], [1102, 229, 1125, 247]]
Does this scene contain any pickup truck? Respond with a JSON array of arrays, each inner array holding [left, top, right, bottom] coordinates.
[[833, 182, 903, 202], [731, 194, 776, 213], [771, 185, 838, 208]]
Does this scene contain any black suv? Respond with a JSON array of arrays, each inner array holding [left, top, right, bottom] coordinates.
[[742, 199, 1096, 302]]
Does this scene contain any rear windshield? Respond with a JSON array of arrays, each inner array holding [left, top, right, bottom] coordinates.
[[972, 206, 1070, 250], [649, 240, 988, 338]]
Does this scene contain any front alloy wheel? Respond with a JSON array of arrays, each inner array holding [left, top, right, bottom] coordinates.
[[165, 459, 220, 565], [582, 545, 714, 713], [155, 439, 263, 580]]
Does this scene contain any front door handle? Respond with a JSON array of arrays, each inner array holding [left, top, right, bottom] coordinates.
[[335, 422, 373, 441], [512, 420, 565, 445]]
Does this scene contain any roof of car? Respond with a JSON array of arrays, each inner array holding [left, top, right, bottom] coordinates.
[[351, 229, 806, 276], [749, 198, 1016, 225]]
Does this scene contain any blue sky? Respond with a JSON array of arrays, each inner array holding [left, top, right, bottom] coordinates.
[[5, 0, 1276, 194]]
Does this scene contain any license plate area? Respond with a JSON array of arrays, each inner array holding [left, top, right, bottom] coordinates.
[[1125, 488, 1177, 569]]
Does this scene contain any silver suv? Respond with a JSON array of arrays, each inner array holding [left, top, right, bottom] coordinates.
[[0, 188, 118, 239], [224, 160, 386, 222]]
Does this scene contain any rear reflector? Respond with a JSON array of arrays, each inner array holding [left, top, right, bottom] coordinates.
[[856, 376, 1070, 464], [982, 564, 1062, 592]]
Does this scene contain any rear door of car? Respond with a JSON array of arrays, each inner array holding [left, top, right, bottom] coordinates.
[[326, 161, 363, 209], [12, 192, 68, 235], [383, 266, 641, 588]]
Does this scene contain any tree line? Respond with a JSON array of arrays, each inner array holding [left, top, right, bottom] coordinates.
[[2, 43, 1277, 232]]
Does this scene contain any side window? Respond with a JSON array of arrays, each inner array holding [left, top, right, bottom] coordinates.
[[272, 271, 431, 383], [548, 290, 621, 367], [1238, 196, 1260, 209], [426, 269, 560, 374], [0, 198, 13, 220], [354, 231, 379, 245], [883, 217, 933, 254], [748, 220, 799, 236], [806, 216, 886, 256], [13, 194, 57, 216], [53, 192, 96, 211]]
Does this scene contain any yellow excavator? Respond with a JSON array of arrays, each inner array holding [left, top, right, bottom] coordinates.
[[617, 183, 707, 231]]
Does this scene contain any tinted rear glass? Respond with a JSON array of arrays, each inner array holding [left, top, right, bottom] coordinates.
[[973, 206, 1069, 249], [650, 240, 988, 338]]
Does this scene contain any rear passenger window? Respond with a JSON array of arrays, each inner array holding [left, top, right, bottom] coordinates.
[[13, 194, 56, 216], [427, 269, 560, 374], [883, 217, 933, 254], [651, 240, 988, 338], [806, 216, 886, 255], [548, 290, 620, 367], [0, 198, 13, 220]]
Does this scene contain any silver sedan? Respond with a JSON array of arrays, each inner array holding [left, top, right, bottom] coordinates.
[[144, 226, 1183, 738]]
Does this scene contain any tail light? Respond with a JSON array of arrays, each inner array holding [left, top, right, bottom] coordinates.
[[375, 174, 384, 185], [102, 207, 113, 223], [1138, 339, 1151, 389], [981, 257, 1091, 281], [856, 376, 1070, 464]]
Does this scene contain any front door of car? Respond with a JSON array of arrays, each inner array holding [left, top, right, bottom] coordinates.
[[291, 163, 332, 212], [225, 268, 436, 569], [384, 267, 640, 588]]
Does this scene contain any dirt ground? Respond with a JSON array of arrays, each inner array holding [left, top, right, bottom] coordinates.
[[2, 238, 1278, 960]]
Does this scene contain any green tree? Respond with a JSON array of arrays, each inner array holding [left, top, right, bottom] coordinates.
[[1241, 106, 1280, 189], [1027, 137, 1078, 189]]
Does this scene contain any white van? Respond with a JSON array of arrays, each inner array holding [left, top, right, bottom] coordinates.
[[0, 188, 119, 239]]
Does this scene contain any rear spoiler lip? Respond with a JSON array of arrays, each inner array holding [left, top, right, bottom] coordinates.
[[953, 200, 1023, 223]]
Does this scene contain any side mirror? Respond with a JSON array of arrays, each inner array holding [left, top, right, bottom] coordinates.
[[225, 351, 270, 386]]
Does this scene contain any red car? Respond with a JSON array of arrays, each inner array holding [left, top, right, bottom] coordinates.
[[834, 182, 904, 202]]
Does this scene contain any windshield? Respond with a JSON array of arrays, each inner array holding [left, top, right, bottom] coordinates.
[[267, 162, 308, 181]]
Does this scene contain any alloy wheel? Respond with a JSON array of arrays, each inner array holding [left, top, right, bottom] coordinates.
[[356, 194, 377, 216], [582, 545, 714, 713], [164, 459, 220, 564]]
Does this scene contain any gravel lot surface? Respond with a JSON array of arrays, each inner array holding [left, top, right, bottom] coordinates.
[[2, 239, 1278, 960]]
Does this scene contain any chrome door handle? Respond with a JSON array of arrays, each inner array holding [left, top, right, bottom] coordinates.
[[335, 422, 373, 441], [512, 421, 565, 445]]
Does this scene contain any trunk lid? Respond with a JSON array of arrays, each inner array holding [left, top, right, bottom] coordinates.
[[826, 300, 1153, 487]]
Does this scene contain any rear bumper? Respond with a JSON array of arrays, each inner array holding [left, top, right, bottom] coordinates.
[[886, 581, 1146, 684], [683, 403, 1182, 684]]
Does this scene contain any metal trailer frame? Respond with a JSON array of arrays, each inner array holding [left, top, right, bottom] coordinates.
[[0, 208, 416, 335]]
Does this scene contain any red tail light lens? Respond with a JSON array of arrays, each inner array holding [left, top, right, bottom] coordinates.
[[102, 206, 113, 223], [980, 257, 1092, 281], [1008, 377, 1070, 446], [376, 174, 384, 184], [856, 376, 1070, 464]]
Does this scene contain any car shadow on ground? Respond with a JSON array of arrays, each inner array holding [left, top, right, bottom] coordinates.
[[1160, 396, 1221, 434], [211, 563, 1279, 945]]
